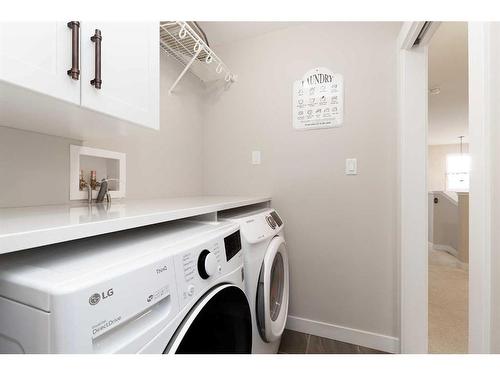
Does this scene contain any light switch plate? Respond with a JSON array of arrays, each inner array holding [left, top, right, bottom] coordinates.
[[252, 151, 261, 165], [345, 158, 357, 175]]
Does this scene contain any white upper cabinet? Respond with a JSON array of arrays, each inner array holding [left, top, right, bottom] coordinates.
[[80, 22, 159, 130], [0, 22, 80, 104], [0, 21, 159, 138]]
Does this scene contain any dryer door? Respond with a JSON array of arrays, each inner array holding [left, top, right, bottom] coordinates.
[[165, 284, 251, 354], [256, 236, 290, 342]]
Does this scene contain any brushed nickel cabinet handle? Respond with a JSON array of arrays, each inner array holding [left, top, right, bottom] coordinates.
[[90, 29, 102, 89], [66, 21, 80, 80]]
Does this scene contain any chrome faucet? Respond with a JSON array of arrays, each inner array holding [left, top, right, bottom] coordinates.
[[79, 179, 93, 204], [95, 178, 119, 204]]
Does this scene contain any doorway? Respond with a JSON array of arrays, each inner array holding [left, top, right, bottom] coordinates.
[[398, 22, 491, 354], [427, 22, 469, 353]]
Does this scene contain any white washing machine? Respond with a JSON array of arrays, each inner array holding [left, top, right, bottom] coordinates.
[[221, 207, 289, 354], [0, 220, 252, 354]]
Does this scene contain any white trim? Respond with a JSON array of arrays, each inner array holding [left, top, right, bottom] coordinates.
[[417, 22, 442, 47], [397, 22, 440, 50], [397, 22, 425, 50], [69, 145, 126, 201], [397, 22, 429, 354], [286, 315, 399, 354], [432, 244, 458, 257], [468, 22, 492, 354]]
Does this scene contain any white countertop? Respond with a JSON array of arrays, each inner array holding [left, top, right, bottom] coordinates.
[[0, 196, 271, 255]]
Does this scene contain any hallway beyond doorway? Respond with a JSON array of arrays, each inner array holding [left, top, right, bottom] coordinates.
[[428, 247, 468, 353]]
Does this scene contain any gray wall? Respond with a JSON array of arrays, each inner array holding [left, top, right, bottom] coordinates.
[[202, 22, 401, 338], [0, 22, 402, 343], [0, 127, 79, 207], [0, 52, 205, 208], [430, 191, 459, 251]]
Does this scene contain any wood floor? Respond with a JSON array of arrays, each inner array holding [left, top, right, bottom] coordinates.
[[279, 247, 468, 354], [278, 329, 387, 354]]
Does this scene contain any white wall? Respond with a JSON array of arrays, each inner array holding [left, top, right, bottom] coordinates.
[[428, 22, 468, 145], [488, 22, 500, 354], [0, 52, 205, 208], [202, 22, 401, 342]]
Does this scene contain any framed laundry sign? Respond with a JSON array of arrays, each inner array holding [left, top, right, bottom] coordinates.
[[293, 67, 344, 130]]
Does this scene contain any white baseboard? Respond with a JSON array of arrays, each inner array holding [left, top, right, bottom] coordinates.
[[286, 315, 400, 354], [432, 243, 458, 257], [430, 243, 468, 269]]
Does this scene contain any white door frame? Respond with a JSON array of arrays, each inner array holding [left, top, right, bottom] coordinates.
[[398, 22, 491, 353], [467, 22, 492, 354], [397, 22, 432, 354]]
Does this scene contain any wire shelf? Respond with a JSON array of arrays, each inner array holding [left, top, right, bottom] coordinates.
[[159, 21, 236, 93]]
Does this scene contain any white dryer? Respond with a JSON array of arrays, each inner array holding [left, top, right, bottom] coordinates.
[[0, 220, 251, 354], [221, 207, 289, 354]]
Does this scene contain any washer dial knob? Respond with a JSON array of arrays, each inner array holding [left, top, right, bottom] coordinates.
[[197, 250, 217, 279]]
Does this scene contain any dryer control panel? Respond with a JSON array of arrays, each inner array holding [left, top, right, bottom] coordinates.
[[230, 209, 284, 245], [173, 225, 243, 309]]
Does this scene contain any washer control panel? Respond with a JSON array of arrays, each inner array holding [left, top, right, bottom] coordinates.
[[266, 215, 277, 229], [197, 249, 218, 279], [232, 209, 284, 244], [173, 225, 242, 309]]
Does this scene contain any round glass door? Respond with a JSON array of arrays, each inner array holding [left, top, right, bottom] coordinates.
[[256, 237, 289, 343], [269, 252, 284, 321], [165, 284, 251, 354]]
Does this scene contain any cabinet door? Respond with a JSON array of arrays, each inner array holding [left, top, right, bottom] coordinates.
[[80, 22, 159, 130], [0, 22, 80, 104]]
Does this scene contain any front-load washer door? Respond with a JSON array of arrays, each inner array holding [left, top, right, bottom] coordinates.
[[165, 284, 251, 354], [256, 236, 290, 343]]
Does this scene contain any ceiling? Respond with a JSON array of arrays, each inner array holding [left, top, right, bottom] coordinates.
[[428, 22, 468, 145], [197, 22, 302, 47]]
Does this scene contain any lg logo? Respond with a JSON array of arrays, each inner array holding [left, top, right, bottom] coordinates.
[[156, 265, 168, 274], [89, 288, 114, 305], [88, 293, 100, 305]]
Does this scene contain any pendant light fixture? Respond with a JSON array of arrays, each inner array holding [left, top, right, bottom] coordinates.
[[458, 135, 465, 183]]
